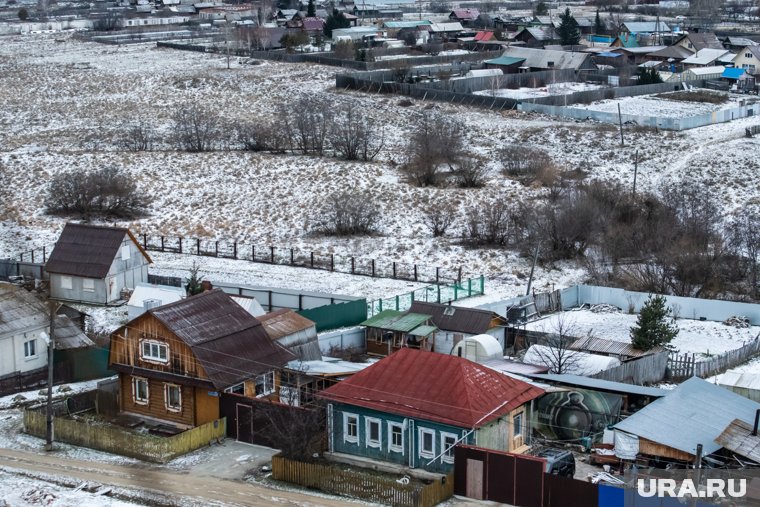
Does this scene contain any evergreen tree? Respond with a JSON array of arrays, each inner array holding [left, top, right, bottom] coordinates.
[[185, 261, 204, 296], [630, 294, 679, 351], [324, 9, 350, 37], [637, 66, 663, 85], [557, 7, 581, 46], [534, 1, 548, 16], [594, 9, 603, 35], [307, 0, 316, 17]]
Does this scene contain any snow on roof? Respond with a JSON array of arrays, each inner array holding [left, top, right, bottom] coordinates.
[[523, 344, 621, 376], [686, 65, 726, 76], [501, 46, 593, 70], [429, 22, 464, 33], [719, 370, 760, 391], [127, 283, 185, 308], [527, 373, 668, 397], [230, 295, 265, 317], [614, 377, 760, 457], [286, 356, 371, 376], [451, 334, 503, 362], [623, 21, 672, 33], [682, 48, 730, 65], [466, 69, 503, 78]]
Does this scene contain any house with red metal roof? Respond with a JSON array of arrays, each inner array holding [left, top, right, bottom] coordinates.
[[317, 348, 544, 474]]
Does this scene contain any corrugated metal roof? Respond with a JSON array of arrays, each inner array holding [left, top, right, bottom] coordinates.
[[719, 370, 760, 390], [144, 289, 296, 389], [715, 418, 760, 462], [481, 358, 550, 376], [54, 315, 94, 349], [451, 8, 479, 20], [361, 310, 433, 333], [570, 336, 662, 359], [682, 48, 730, 65], [525, 373, 667, 397], [46, 223, 151, 278], [318, 348, 544, 428], [678, 32, 724, 51], [259, 309, 320, 361], [384, 20, 431, 28], [485, 55, 526, 66], [409, 302, 503, 336], [650, 45, 694, 60], [686, 65, 725, 75], [722, 67, 747, 79], [409, 325, 437, 337], [623, 21, 672, 33], [230, 296, 265, 317], [127, 283, 185, 309], [501, 46, 594, 70], [286, 357, 371, 377], [429, 22, 463, 33], [614, 377, 760, 457]]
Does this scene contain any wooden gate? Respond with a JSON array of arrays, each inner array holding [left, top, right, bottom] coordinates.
[[236, 403, 254, 444]]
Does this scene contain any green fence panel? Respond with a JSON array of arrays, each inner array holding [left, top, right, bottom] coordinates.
[[298, 299, 368, 332]]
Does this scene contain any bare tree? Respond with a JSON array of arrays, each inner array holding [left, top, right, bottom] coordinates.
[[315, 191, 380, 236], [330, 103, 384, 161], [280, 97, 332, 156], [466, 197, 514, 246], [402, 113, 465, 187], [501, 145, 557, 186], [333, 40, 355, 60], [120, 120, 154, 152], [524, 315, 583, 375], [455, 155, 489, 188], [172, 104, 221, 152], [729, 207, 760, 298], [422, 200, 456, 238], [257, 399, 327, 461]]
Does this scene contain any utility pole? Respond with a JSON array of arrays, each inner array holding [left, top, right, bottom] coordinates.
[[632, 149, 639, 198], [617, 103, 625, 146], [45, 300, 61, 452], [526, 243, 540, 296]]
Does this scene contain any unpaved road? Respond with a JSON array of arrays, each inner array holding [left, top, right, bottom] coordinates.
[[0, 447, 349, 506]]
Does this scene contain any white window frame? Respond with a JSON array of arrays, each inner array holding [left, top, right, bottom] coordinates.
[[388, 422, 404, 453], [254, 371, 275, 397], [60, 276, 72, 290], [343, 412, 359, 444], [224, 382, 245, 394], [365, 417, 382, 449], [140, 339, 169, 363], [23, 339, 37, 359], [440, 431, 458, 464], [164, 383, 182, 412], [121, 245, 131, 260], [418, 427, 435, 459], [132, 376, 149, 405], [513, 412, 524, 438], [82, 278, 95, 292]]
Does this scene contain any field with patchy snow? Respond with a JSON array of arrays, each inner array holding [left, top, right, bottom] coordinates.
[[475, 82, 607, 100], [573, 93, 747, 118], [524, 308, 760, 359], [1, 33, 760, 305]]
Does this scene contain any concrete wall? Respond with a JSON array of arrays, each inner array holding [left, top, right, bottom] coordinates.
[[317, 327, 366, 354], [560, 285, 760, 325], [215, 282, 358, 312]]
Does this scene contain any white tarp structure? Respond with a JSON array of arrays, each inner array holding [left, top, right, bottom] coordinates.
[[614, 431, 639, 459]]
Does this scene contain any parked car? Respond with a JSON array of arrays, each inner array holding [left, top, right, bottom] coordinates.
[[536, 448, 576, 478]]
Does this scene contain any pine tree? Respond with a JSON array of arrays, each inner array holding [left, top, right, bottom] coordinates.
[[557, 8, 581, 46], [534, 1, 548, 16], [307, 0, 316, 17], [185, 261, 204, 296], [323, 9, 350, 37], [630, 294, 679, 351], [594, 9, 603, 35]]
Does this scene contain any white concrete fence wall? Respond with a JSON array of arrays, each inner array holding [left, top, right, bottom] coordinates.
[[318, 327, 365, 355]]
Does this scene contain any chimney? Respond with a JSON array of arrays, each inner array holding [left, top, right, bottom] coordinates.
[[201, 280, 213, 292]]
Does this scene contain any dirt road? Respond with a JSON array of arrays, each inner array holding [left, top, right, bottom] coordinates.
[[0, 447, 349, 507]]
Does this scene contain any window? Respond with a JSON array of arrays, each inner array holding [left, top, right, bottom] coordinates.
[[23, 339, 37, 358], [164, 384, 182, 411], [82, 278, 95, 292], [365, 417, 381, 449], [513, 412, 524, 438], [255, 371, 275, 397], [344, 413, 359, 443], [141, 340, 168, 363], [224, 382, 244, 394], [132, 377, 149, 404], [441, 432, 458, 463], [121, 245, 131, 260], [388, 422, 404, 453], [747, 52, 753, 58], [419, 428, 435, 458], [60, 276, 72, 290]]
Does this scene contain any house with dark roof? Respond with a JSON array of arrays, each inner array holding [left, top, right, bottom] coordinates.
[[674, 32, 724, 52], [513, 26, 558, 48], [318, 349, 544, 474], [258, 309, 320, 361], [46, 223, 152, 305], [449, 8, 479, 26], [733, 45, 760, 75], [108, 289, 296, 429], [408, 301, 508, 353]]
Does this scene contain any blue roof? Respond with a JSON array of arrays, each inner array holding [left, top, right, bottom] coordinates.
[[722, 67, 746, 79], [485, 56, 526, 66], [614, 377, 760, 457], [598, 52, 623, 58]]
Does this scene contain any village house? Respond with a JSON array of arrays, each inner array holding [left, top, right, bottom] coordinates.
[[733, 45, 760, 75], [408, 301, 508, 353], [673, 31, 724, 52], [681, 47, 734, 68], [258, 308, 320, 361], [500, 46, 596, 72], [448, 8, 479, 27], [108, 289, 295, 429], [318, 349, 544, 474], [361, 309, 437, 356], [45, 223, 152, 305], [513, 26, 558, 48]]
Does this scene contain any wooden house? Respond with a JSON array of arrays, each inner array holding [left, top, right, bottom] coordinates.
[[318, 349, 544, 474], [258, 309, 320, 361], [408, 301, 508, 354], [108, 289, 295, 429], [46, 223, 152, 305], [361, 310, 437, 356]]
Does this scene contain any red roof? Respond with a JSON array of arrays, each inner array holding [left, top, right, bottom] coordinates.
[[475, 31, 495, 42], [318, 349, 544, 428], [451, 8, 479, 20], [302, 17, 325, 30]]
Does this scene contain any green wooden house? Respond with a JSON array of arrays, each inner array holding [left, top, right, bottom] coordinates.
[[361, 310, 437, 357], [317, 349, 544, 474]]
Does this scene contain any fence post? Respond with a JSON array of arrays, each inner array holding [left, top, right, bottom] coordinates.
[[436, 267, 439, 285], [330, 254, 334, 272], [290, 248, 294, 265], [178, 237, 183, 254], [252, 245, 256, 261], [310, 252, 314, 268], [480, 276, 484, 294], [468, 278, 472, 296], [457, 266, 462, 284], [31, 250, 34, 264], [233, 241, 237, 260], [392, 262, 396, 279], [42, 246, 46, 263], [143, 234, 147, 249], [196, 239, 200, 255], [271, 246, 275, 264], [351, 257, 355, 274], [371, 259, 375, 277], [437, 285, 441, 303], [161, 236, 165, 252], [215, 241, 219, 257], [414, 265, 417, 281], [395, 295, 399, 310], [454, 284, 458, 301]]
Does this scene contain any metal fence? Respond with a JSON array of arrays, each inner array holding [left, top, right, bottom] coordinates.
[[366, 275, 485, 317], [140, 234, 464, 285]]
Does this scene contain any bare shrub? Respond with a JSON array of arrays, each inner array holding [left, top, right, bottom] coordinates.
[[501, 145, 557, 185], [236, 120, 288, 152], [333, 40, 355, 59], [330, 103, 384, 161], [401, 113, 465, 187], [172, 104, 221, 152], [466, 197, 514, 246], [45, 167, 149, 219], [422, 201, 456, 237], [316, 191, 379, 236], [120, 120, 154, 152], [280, 97, 332, 156], [455, 156, 489, 188]]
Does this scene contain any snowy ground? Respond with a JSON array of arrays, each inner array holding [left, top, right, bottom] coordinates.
[[475, 82, 607, 100], [524, 308, 760, 359], [573, 93, 747, 118], [0, 471, 147, 507]]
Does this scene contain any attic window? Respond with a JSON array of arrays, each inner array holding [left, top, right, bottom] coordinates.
[[121, 245, 131, 260], [547, 61, 554, 67], [443, 307, 456, 317], [141, 340, 168, 363]]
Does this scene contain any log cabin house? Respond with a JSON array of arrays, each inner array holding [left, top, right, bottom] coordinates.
[[109, 289, 295, 429]]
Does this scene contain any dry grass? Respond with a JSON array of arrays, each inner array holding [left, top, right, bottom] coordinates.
[[654, 90, 729, 104]]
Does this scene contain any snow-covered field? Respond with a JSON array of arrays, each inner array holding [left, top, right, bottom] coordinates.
[[2, 33, 760, 307], [524, 308, 760, 359], [573, 93, 745, 118], [475, 82, 607, 100]]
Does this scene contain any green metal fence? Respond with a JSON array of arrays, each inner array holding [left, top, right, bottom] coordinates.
[[367, 276, 485, 317], [298, 299, 368, 332]]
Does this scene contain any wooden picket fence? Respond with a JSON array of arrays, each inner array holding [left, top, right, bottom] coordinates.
[[271, 454, 453, 507], [668, 335, 760, 380]]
